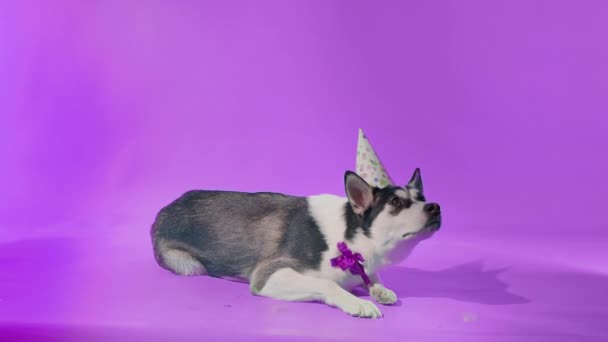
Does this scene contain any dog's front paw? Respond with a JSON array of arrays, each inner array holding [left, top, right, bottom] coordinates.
[[327, 293, 383, 319], [370, 284, 398, 305]]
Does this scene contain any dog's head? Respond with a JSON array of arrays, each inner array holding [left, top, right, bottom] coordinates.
[[344, 169, 442, 251]]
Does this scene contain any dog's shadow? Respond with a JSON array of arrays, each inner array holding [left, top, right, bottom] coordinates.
[[354, 260, 530, 305]]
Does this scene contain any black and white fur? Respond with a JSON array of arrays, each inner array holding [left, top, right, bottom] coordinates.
[[151, 169, 441, 318]]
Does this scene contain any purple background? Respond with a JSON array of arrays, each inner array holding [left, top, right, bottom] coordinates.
[[1, 1, 607, 341]]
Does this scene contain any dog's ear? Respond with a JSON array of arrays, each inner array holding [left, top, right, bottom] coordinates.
[[345, 171, 374, 215], [406, 168, 424, 194]]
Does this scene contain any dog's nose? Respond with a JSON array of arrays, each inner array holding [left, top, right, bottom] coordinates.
[[424, 203, 441, 216]]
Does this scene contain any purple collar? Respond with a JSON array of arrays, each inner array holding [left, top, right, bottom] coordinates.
[[330, 241, 371, 286]]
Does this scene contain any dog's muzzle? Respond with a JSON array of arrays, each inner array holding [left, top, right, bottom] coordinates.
[[424, 202, 442, 231]]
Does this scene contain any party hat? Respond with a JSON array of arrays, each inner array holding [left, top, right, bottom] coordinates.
[[356, 128, 394, 188]]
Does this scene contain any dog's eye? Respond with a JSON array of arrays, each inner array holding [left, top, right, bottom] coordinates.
[[390, 197, 401, 207]]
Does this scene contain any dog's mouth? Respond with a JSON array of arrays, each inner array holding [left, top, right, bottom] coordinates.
[[401, 230, 426, 238], [402, 219, 442, 238], [425, 221, 441, 230], [424, 217, 442, 231]]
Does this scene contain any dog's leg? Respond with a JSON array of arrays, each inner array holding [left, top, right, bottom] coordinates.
[[254, 267, 383, 318], [368, 274, 398, 305]]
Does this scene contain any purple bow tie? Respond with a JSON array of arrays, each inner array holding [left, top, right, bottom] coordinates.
[[330, 242, 371, 286]]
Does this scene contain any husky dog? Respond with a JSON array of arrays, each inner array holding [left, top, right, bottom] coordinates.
[[151, 169, 441, 318]]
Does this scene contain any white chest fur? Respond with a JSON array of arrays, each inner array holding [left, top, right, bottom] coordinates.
[[305, 195, 388, 288]]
